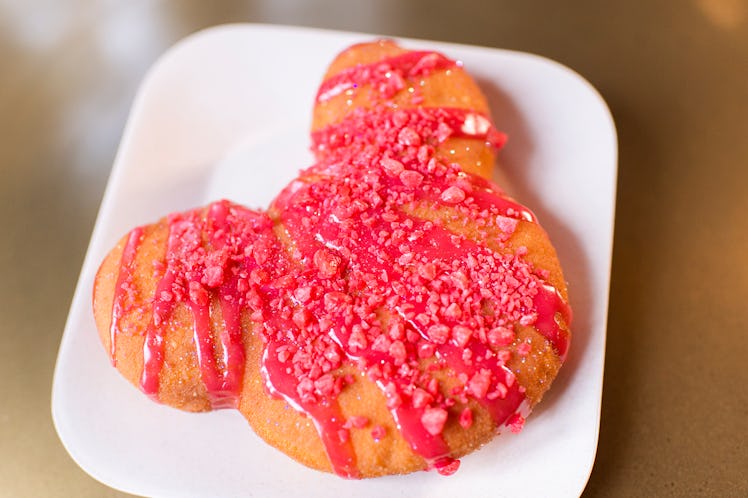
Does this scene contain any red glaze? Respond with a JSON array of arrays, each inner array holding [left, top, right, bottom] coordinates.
[[108, 226, 144, 365], [263, 341, 358, 478], [106, 48, 571, 478], [140, 270, 175, 401], [532, 284, 573, 360], [316, 50, 458, 102], [137, 205, 275, 408], [311, 107, 508, 158]]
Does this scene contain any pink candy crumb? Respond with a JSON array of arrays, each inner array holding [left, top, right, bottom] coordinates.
[[421, 406, 449, 436]]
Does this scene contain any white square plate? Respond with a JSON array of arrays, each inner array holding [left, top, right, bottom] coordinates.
[[53, 24, 616, 498]]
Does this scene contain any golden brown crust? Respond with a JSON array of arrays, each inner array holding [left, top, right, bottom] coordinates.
[[92, 40, 571, 479]]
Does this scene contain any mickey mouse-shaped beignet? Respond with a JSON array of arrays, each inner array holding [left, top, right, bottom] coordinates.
[[93, 40, 571, 478]]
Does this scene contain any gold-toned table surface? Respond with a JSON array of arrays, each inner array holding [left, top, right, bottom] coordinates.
[[1, 1, 746, 496]]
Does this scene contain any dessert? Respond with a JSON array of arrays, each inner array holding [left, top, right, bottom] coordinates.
[[92, 40, 572, 478]]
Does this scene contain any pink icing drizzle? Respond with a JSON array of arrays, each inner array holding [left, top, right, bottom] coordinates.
[[316, 50, 458, 102], [139, 206, 267, 408], [106, 52, 571, 477], [108, 226, 144, 365]]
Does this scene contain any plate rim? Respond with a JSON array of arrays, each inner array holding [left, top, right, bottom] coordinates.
[[52, 22, 616, 497]]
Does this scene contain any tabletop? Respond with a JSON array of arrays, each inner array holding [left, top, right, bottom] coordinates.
[[1, 1, 746, 497]]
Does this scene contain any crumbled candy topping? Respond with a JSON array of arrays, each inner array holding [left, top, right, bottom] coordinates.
[[316, 50, 457, 103], [109, 46, 572, 479]]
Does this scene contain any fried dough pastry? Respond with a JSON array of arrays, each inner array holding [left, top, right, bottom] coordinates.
[[93, 40, 572, 478]]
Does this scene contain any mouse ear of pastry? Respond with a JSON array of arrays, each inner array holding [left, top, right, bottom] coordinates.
[[92, 203, 282, 413], [92, 217, 220, 412], [311, 39, 503, 180]]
